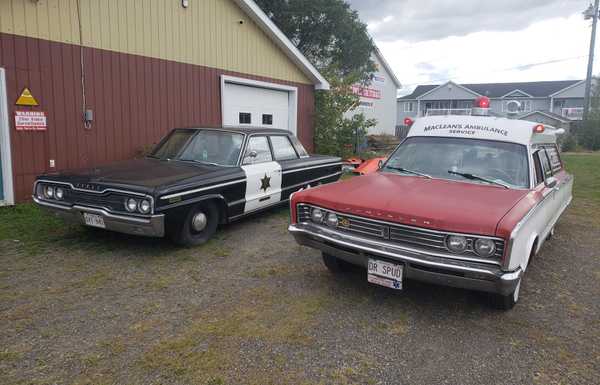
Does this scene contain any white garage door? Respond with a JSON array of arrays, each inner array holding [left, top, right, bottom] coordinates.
[[222, 82, 291, 132]]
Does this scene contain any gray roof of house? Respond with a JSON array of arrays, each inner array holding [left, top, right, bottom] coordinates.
[[398, 80, 582, 100]]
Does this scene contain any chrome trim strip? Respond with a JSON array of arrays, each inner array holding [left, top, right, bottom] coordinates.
[[282, 162, 343, 174], [34, 197, 161, 224], [160, 179, 246, 200], [296, 216, 502, 266], [290, 223, 518, 277], [35, 179, 148, 197], [281, 171, 342, 191]]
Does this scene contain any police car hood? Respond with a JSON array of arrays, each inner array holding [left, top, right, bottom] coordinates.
[[298, 172, 530, 236], [39, 158, 242, 195]]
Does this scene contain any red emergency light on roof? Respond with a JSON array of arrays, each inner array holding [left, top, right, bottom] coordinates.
[[475, 96, 490, 109], [404, 117, 414, 126], [533, 124, 545, 133]]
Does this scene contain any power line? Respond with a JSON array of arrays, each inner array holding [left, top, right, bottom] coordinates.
[[399, 55, 589, 88]]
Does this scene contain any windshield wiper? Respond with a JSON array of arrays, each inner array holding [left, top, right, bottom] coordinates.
[[448, 170, 510, 189], [385, 166, 432, 179], [178, 159, 222, 167]]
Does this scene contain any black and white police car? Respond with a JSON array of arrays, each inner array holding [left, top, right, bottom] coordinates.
[[33, 128, 342, 246]]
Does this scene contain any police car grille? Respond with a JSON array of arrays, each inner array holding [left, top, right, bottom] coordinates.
[[64, 190, 131, 214]]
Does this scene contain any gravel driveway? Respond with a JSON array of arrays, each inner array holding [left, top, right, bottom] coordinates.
[[1, 199, 598, 385]]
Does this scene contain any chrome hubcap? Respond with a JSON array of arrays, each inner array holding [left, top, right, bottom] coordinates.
[[192, 212, 208, 232]]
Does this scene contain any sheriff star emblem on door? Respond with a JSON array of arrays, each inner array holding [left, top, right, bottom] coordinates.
[[260, 173, 271, 192]]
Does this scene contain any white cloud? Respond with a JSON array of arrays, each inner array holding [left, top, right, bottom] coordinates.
[[374, 14, 598, 95]]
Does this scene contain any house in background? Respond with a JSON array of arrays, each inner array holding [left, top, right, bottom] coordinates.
[[345, 48, 401, 136], [397, 80, 584, 131]]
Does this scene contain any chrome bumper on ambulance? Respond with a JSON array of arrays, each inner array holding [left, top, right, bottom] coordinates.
[[289, 223, 522, 295], [33, 197, 165, 237]]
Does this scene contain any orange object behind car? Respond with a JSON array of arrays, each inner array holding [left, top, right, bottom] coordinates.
[[353, 157, 386, 175]]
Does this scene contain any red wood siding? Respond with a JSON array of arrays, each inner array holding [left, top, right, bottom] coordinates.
[[0, 32, 315, 202]]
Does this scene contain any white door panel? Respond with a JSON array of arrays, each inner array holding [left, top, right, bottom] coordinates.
[[242, 161, 282, 213], [222, 83, 289, 130]]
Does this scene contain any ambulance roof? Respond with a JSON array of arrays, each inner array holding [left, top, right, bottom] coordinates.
[[407, 115, 561, 146]]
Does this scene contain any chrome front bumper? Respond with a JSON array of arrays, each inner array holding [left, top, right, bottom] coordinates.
[[34, 197, 165, 238], [289, 223, 521, 295]]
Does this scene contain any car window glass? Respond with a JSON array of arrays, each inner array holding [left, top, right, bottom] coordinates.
[[289, 135, 309, 157], [533, 152, 545, 185], [270, 136, 298, 161], [538, 148, 553, 178], [385, 136, 530, 188], [545, 145, 562, 173], [243, 136, 273, 164]]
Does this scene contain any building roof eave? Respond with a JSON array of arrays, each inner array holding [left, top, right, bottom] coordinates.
[[233, 0, 330, 90]]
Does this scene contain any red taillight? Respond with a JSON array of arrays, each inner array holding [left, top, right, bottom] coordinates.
[[404, 117, 414, 126], [475, 96, 490, 108], [533, 124, 545, 133]]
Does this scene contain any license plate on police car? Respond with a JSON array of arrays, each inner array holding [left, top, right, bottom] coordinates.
[[83, 213, 105, 229], [367, 258, 403, 290]]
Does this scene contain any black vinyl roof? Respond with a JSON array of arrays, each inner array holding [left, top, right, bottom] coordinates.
[[177, 127, 292, 135], [399, 80, 582, 100]]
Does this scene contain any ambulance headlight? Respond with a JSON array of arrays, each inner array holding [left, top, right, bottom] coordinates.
[[139, 199, 151, 214], [474, 238, 496, 257], [326, 213, 338, 227], [311, 208, 324, 223], [446, 235, 467, 253]]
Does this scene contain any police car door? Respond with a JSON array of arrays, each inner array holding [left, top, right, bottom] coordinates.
[[241, 135, 282, 213]]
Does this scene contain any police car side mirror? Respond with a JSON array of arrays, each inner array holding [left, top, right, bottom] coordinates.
[[545, 176, 558, 189], [378, 160, 384, 169]]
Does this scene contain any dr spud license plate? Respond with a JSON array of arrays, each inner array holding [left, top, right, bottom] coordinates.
[[367, 258, 403, 290]]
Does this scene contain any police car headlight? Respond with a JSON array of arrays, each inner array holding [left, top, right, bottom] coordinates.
[[474, 238, 496, 257], [44, 186, 55, 199], [125, 198, 138, 213], [55, 187, 65, 200], [326, 213, 338, 227], [311, 208, 324, 223], [446, 235, 467, 253], [138, 199, 151, 214]]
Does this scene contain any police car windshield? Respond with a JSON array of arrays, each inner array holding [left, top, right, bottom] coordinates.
[[151, 129, 244, 166], [383, 136, 529, 189]]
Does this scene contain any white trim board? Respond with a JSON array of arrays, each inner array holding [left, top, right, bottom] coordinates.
[[0, 68, 15, 206], [232, 0, 329, 90], [220, 75, 298, 135]]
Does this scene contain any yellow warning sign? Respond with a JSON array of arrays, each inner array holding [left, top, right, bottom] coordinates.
[[15, 88, 39, 106]]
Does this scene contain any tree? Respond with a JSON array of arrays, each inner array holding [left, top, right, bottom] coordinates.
[[313, 69, 376, 158], [579, 77, 600, 150], [255, 0, 378, 156], [255, 0, 376, 81]]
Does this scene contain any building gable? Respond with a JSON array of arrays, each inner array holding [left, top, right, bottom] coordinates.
[[502, 89, 533, 98], [550, 80, 585, 98], [418, 81, 480, 100]]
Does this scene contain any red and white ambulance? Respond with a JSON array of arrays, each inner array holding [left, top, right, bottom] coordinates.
[[289, 97, 573, 309]]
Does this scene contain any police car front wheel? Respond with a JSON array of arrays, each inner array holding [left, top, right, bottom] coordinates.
[[170, 201, 219, 247]]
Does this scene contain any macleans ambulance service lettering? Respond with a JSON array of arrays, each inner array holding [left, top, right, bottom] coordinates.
[[423, 123, 508, 136]]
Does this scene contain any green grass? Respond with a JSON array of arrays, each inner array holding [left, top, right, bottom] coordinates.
[[562, 152, 600, 205]]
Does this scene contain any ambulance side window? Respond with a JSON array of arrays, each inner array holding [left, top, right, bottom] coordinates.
[[533, 152, 545, 186], [538, 148, 553, 179]]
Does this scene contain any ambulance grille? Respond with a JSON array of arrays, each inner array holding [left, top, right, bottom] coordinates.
[[297, 204, 505, 262]]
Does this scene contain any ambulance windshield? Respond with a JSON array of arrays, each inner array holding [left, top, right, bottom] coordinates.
[[384, 136, 529, 189]]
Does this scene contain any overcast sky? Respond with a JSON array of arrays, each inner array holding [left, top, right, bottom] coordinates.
[[346, 0, 597, 95]]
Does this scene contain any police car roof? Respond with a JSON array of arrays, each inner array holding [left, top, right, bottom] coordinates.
[[175, 127, 292, 136], [407, 115, 561, 146]]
